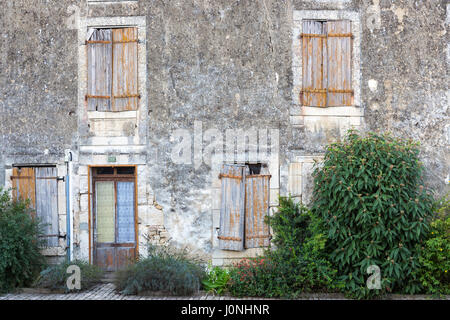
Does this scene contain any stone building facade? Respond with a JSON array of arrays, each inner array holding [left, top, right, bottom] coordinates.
[[0, 0, 448, 268]]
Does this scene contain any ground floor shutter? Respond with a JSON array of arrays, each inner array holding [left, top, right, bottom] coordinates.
[[244, 167, 271, 248], [218, 164, 246, 251], [35, 167, 59, 247], [11, 167, 36, 210], [11, 166, 59, 247]]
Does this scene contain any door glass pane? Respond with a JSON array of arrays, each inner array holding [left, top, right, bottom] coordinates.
[[96, 181, 115, 243], [117, 181, 135, 243]]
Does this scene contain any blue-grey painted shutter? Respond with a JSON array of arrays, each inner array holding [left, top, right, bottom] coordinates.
[[244, 166, 271, 248], [117, 181, 135, 243], [218, 164, 246, 251], [35, 167, 59, 247]]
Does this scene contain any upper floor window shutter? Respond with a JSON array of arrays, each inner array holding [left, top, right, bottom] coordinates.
[[301, 20, 353, 107], [87, 29, 112, 111], [218, 164, 246, 251], [301, 21, 327, 107], [87, 27, 138, 112], [112, 28, 138, 111], [326, 20, 352, 106]]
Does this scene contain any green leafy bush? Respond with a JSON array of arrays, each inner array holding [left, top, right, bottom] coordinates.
[[228, 197, 339, 298], [228, 257, 279, 298], [265, 197, 340, 295], [0, 188, 46, 293], [34, 260, 103, 292], [311, 130, 434, 298], [202, 263, 230, 295], [115, 244, 206, 296], [414, 195, 450, 295]]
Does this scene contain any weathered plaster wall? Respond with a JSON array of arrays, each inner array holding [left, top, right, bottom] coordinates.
[[1, 0, 448, 261]]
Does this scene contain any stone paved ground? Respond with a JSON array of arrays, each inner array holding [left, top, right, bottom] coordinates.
[[0, 283, 447, 300], [0, 283, 275, 300]]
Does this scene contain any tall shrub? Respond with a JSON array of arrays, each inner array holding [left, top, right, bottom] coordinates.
[[311, 131, 434, 298], [0, 188, 46, 293], [414, 194, 449, 295]]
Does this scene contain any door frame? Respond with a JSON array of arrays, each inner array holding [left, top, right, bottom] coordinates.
[[88, 165, 138, 265]]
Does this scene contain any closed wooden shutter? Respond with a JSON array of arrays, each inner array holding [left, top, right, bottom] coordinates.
[[218, 164, 246, 251], [87, 27, 138, 111], [11, 167, 36, 210], [87, 29, 112, 111], [301, 20, 353, 107], [11, 167, 59, 247], [35, 167, 59, 247], [244, 167, 271, 248], [301, 20, 327, 107], [327, 20, 352, 106], [112, 28, 138, 111]]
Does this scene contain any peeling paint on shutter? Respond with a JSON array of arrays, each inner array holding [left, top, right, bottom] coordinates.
[[244, 166, 271, 248], [11, 167, 36, 210], [218, 164, 245, 251], [327, 20, 352, 106], [112, 27, 138, 111], [87, 29, 112, 111], [117, 181, 135, 243], [302, 20, 326, 107], [35, 167, 59, 247]]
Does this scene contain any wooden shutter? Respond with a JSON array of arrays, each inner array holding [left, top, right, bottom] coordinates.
[[87, 29, 112, 111], [11, 167, 36, 210], [244, 167, 271, 248], [301, 20, 327, 107], [327, 20, 352, 106], [218, 164, 246, 251], [112, 28, 138, 111], [35, 167, 59, 247]]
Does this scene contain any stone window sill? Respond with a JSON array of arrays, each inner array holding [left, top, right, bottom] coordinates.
[[290, 105, 364, 117], [87, 110, 137, 119]]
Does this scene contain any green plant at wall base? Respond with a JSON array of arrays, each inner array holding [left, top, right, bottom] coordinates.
[[265, 197, 341, 295], [228, 197, 340, 298], [311, 130, 434, 298], [0, 188, 46, 293], [115, 244, 206, 296], [228, 257, 280, 298], [413, 195, 449, 295], [34, 260, 103, 293], [202, 263, 230, 295]]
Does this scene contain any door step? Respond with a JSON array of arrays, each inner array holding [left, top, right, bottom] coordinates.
[[101, 272, 117, 283]]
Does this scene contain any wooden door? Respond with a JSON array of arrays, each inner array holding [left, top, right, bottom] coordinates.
[[93, 167, 136, 272]]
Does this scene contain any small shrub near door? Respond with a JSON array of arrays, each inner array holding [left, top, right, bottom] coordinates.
[[34, 260, 104, 293], [311, 130, 434, 298], [202, 262, 230, 295], [413, 194, 450, 295], [115, 244, 206, 296], [0, 188, 46, 293]]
